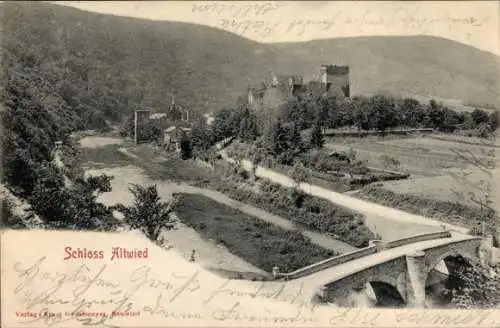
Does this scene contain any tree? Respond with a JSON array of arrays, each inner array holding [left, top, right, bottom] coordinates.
[[86, 174, 113, 194], [310, 118, 324, 148], [352, 96, 370, 130], [368, 95, 398, 131], [400, 98, 423, 128], [211, 108, 233, 142], [0, 197, 27, 229], [121, 184, 176, 241], [284, 122, 303, 151], [488, 111, 498, 131], [238, 107, 259, 142], [426, 100, 445, 129], [446, 259, 500, 309], [262, 119, 287, 157], [291, 160, 311, 187], [179, 134, 192, 160], [460, 112, 475, 130], [190, 119, 213, 152], [471, 108, 490, 126], [289, 160, 310, 208], [476, 122, 493, 139], [441, 108, 460, 132]]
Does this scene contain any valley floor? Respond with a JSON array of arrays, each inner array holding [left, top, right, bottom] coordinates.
[[79, 136, 355, 277]]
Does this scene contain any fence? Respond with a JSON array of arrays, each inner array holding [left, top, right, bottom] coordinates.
[[323, 128, 434, 137]]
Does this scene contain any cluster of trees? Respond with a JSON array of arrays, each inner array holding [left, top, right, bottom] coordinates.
[[446, 258, 500, 309], [188, 102, 321, 166], [189, 91, 498, 165], [282, 95, 498, 134], [3, 4, 179, 236], [2, 35, 121, 230]]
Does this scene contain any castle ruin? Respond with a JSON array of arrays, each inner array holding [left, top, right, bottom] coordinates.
[[247, 65, 350, 111], [319, 64, 350, 98]]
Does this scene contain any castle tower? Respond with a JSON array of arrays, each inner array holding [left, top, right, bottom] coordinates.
[[319, 65, 350, 98], [247, 85, 255, 105], [271, 75, 279, 88], [286, 75, 303, 97]]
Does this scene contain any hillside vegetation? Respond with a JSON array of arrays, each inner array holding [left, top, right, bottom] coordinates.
[[3, 2, 499, 130]]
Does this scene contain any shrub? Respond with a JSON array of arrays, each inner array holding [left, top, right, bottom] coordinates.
[[0, 197, 27, 229], [120, 184, 176, 241]]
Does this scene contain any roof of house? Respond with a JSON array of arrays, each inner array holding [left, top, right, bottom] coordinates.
[[150, 113, 168, 120], [165, 126, 177, 133], [165, 126, 192, 133], [322, 65, 349, 75]]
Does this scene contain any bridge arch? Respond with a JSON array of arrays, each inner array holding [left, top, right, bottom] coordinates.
[[369, 281, 406, 307], [424, 239, 482, 276], [321, 258, 408, 306]]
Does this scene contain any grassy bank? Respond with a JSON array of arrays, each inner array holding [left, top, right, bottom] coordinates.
[[205, 166, 377, 248], [357, 185, 497, 232], [174, 193, 335, 272]]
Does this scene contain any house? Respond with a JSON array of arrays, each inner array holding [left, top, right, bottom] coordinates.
[[203, 112, 215, 126], [167, 95, 190, 122], [163, 126, 192, 152], [150, 113, 168, 120]]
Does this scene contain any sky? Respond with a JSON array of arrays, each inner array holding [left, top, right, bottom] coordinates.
[[53, 1, 499, 56]]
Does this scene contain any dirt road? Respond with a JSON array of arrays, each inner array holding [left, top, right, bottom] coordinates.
[[219, 150, 470, 236]]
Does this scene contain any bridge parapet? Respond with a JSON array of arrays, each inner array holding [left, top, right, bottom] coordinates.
[[275, 245, 378, 280], [387, 231, 452, 248], [274, 230, 453, 281], [369, 240, 389, 251]]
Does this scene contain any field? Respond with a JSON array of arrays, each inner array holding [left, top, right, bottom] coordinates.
[[325, 135, 493, 178], [325, 134, 497, 230], [174, 193, 335, 273]]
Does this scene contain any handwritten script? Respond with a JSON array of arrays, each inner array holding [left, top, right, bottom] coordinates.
[[192, 3, 490, 38], [8, 255, 500, 327]]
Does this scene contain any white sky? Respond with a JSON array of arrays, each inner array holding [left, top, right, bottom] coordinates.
[[53, 1, 499, 56]]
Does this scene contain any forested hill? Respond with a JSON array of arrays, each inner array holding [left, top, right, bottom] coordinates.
[[274, 36, 500, 108], [3, 2, 500, 128]]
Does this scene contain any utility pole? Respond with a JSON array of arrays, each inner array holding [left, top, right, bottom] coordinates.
[[482, 204, 487, 236]]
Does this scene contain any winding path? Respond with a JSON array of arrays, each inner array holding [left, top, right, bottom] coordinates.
[[160, 183, 357, 253], [114, 148, 358, 253], [219, 149, 470, 235]]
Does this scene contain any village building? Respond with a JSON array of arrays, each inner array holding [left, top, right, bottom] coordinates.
[[203, 112, 215, 126], [163, 125, 191, 152], [166, 95, 189, 122]]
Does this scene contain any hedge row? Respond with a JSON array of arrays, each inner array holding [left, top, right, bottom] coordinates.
[[203, 170, 376, 248]]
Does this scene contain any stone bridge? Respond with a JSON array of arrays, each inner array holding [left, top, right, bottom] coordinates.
[[216, 145, 492, 308], [274, 232, 490, 308]]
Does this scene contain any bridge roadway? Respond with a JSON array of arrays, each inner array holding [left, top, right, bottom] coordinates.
[[258, 232, 478, 305]]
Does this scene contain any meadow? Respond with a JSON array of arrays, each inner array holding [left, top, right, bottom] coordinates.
[[325, 134, 497, 231], [173, 193, 335, 273]]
